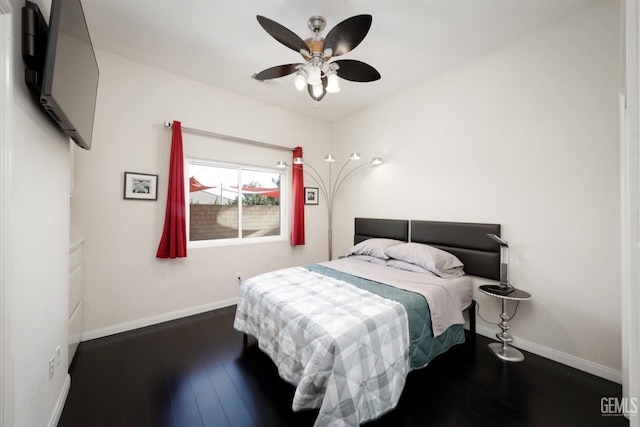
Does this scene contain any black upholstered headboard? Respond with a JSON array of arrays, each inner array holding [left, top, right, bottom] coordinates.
[[354, 218, 409, 244], [410, 220, 501, 280], [353, 217, 501, 281]]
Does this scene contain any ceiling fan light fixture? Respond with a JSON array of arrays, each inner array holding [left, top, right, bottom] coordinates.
[[350, 152, 361, 160], [325, 154, 336, 162], [255, 14, 380, 103], [371, 157, 383, 165], [293, 157, 304, 164], [326, 71, 340, 93]]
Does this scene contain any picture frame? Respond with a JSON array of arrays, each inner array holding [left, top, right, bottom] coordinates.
[[124, 172, 158, 200], [304, 187, 319, 205]]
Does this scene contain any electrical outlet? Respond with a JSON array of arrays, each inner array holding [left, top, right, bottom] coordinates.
[[55, 345, 61, 367], [48, 356, 55, 381]]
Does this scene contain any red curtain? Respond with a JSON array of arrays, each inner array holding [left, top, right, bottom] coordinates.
[[156, 121, 187, 258], [290, 146, 305, 245]]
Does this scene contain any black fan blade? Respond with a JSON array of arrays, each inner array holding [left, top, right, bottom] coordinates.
[[333, 59, 381, 82], [254, 64, 302, 81], [323, 15, 372, 57], [257, 15, 307, 53], [307, 77, 328, 101]]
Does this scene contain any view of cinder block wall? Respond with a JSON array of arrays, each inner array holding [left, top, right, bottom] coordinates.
[[190, 205, 280, 240]]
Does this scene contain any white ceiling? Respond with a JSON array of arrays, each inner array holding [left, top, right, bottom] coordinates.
[[81, 0, 598, 123]]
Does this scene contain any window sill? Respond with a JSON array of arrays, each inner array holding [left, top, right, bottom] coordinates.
[[188, 234, 288, 249]]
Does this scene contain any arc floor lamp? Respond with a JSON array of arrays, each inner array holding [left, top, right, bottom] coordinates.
[[278, 153, 383, 260]]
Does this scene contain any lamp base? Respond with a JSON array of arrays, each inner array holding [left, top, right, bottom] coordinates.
[[488, 342, 525, 362]]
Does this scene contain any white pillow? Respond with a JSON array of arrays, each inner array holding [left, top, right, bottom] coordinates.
[[346, 238, 404, 260], [386, 259, 436, 275], [347, 254, 388, 265], [385, 242, 465, 278]]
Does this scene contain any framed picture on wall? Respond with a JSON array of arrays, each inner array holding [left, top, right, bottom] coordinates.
[[124, 172, 158, 200], [304, 187, 319, 205]]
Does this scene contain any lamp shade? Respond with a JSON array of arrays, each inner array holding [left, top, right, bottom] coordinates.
[[326, 72, 340, 93], [294, 73, 306, 91], [312, 84, 323, 98]]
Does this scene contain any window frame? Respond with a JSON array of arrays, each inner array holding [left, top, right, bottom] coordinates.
[[186, 157, 289, 249]]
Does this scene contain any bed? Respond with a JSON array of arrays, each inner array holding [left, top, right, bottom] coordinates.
[[233, 218, 501, 427]]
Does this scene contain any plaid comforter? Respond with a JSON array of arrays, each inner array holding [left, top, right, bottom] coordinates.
[[233, 266, 411, 427]]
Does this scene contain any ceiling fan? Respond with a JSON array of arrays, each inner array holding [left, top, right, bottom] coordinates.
[[253, 14, 381, 102]]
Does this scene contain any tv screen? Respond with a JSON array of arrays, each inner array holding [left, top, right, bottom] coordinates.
[[40, 0, 99, 150]]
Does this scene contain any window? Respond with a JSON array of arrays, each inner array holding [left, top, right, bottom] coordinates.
[[187, 159, 286, 246]]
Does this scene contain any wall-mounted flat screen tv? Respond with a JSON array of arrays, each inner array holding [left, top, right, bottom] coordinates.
[[39, 0, 99, 150]]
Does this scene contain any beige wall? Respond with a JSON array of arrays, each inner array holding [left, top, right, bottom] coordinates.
[[9, 0, 71, 425], [71, 51, 330, 337], [331, 0, 622, 378]]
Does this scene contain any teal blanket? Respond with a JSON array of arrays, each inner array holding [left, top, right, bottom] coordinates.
[[304, 264, 465, 369]]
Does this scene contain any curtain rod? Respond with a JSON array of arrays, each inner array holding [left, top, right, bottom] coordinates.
[[163, 121, 294, 153]]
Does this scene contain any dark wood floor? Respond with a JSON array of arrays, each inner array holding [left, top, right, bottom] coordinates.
[[58, 306, 627, 427]]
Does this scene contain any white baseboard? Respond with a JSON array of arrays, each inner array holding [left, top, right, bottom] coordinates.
[[476, 324, 622, 384], [81, 298, 238, 341], [48, 374, 70, 427]]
